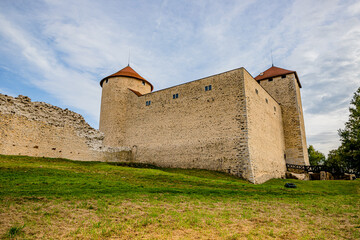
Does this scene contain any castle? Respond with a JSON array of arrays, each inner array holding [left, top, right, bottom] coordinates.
[[98, 65, 309, 183], [0, 64, 309, 184]]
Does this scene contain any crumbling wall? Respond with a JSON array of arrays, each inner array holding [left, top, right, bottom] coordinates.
[[0, 94, 130, 162]]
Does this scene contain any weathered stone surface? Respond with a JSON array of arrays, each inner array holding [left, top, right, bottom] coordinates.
[[286, 171, 309, 180], [258, 74, 309, 165], [99, 67, 291, 183], [0, 94, 104, 150], [0, 94, 130, 162]]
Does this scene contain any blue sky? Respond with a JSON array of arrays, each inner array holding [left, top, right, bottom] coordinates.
[[0, 0, 359, 155]]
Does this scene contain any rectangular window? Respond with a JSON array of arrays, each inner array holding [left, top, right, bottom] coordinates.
[[209, 85, 212, 90], [173, 94, 179, 99], [205, 85, 212, 91], [281, 75, 286, 79], [268, 78, 273, 82], [146, 100, 151, 106]]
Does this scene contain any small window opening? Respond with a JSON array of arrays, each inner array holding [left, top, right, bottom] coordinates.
[[106, 79, 108, 83], [265, 98, 268, 103], [274, 106, 276, 111], [281, 75, 286, 79], [173, 93, 179, 99], [146, 100, 151, 106], [205, 85, 212, 91], [142, 81, 145, 85], [255, 89, 258, 94], [268, 78, 273, 82]]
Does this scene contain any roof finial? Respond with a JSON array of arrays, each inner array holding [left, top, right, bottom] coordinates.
[[128, 49, 131, 66], [271, 49, 274, 67]]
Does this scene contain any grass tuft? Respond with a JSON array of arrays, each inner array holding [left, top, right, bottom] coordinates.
[[6, 224, 25, 238]]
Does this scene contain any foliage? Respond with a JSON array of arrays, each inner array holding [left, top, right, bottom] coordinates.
[[324, 148, 349, 175], [330, 87, 360, 174], [307, 145, 325, 165], [338, 87, 360, 173]]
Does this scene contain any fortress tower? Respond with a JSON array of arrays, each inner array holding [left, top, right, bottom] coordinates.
[[99, 65, 153, 146], [255, 66, 309, 165]]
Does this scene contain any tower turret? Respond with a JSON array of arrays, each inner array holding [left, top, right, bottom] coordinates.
[[255, 66, 309, 165], [99, 65, 153, 147]]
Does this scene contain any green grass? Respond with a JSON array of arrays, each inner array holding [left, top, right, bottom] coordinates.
[[0, 154, 359, 239]]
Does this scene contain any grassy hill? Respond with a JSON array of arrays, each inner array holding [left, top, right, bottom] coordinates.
[[0, 155, 359, 239]]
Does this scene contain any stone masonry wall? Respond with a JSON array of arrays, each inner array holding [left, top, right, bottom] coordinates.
[[99, 77, 152, 147], [243, 70, 286, 183], [0, 94, 130, 162], [124, 68, 253, 179], [258, 74, 309, 165]]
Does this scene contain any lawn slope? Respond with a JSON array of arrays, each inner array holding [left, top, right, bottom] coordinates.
[[0, 155, 359, 239]]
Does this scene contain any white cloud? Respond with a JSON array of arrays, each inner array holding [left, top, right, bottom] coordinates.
[[0, 0, 359, 154]]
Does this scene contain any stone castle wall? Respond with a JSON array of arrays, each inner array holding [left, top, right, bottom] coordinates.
[[1, 65, 306, 184], [125, 68, 250, 177], [258, 74, 309, 165], [99, 77, 152, 146], [111, 68, 287, 183], [0, 94, 129, 162], [243, 70, 286, 183]]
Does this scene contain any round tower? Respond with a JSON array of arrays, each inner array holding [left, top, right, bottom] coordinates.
[[99, 65, 153, 147]]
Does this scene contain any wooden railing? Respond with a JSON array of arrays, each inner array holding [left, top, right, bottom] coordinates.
[[286, 163, 359, 177]]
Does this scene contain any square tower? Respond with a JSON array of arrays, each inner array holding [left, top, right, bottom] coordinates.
[[255, 66, 309, 166]]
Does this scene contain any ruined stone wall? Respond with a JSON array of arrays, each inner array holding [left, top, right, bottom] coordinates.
[[0, 94, 129, 162], [124, 68, 253, 180], [258, 74, 309, 165], [243, 70, 286, 183]]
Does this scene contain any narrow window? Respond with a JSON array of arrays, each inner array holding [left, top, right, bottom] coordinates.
[[281, 75, 286, 79], [255, 89, 258, 94], [265, 98, 268, 103], [274, 106, 276, 111], [142, 81, 145, 85], [146, 100, 151, 106], [268, 78, 273, 82], [208, 85, 212, 90], [173, 94, 179, 99], [205, 86, 208, 91], [106, 79, 108, 83]]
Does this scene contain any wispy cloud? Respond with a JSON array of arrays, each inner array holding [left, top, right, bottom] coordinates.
[[0, 0, 359, 154]]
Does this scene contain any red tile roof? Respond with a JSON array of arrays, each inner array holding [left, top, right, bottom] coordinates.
[[100, 65, 154, 91], [254, 66, 301, 88]]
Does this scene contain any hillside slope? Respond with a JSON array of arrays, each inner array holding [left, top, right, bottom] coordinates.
[[0, 155, 359, 239]]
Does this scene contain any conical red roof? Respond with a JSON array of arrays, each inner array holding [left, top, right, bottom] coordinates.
[[255, 66, 301, 88], [100, 65, 153, 91]]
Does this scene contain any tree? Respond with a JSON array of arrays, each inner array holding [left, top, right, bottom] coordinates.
[[324, 147, 347, 175], [307, 145, 325, 165], [337, 87, 360, 173]]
